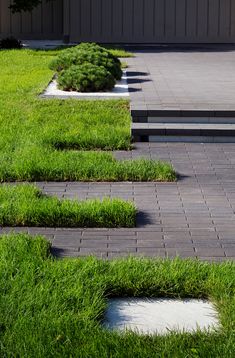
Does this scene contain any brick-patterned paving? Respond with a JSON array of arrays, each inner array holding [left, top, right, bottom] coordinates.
[[127, 48, 235, 111], [2, 143, 235, 261]]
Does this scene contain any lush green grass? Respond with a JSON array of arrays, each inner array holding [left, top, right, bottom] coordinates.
[[0, 233, 234, 357], [0, 152, 175, 181], [0, 49, 175, 182], [103, 46, 133, 58], [0, 184, 136, 227], [0, 49, 130, 151]]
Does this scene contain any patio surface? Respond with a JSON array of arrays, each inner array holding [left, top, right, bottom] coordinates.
[[127, 46, 235, 112], [3, 143, 235, 261]]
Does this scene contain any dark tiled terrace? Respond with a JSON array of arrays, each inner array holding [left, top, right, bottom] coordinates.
[[127, 47, 235, 112], [3, 143, 235, 261]]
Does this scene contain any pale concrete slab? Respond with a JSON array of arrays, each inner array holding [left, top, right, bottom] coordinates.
[[41, 72, 129, 100], [22, 40, 75, 49], [104, 298, 219, 335]]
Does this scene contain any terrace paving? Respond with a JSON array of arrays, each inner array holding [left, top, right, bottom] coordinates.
[[126, 47, 235, 141], [127, 46, 235, 112], [2, 142, 235, 261]]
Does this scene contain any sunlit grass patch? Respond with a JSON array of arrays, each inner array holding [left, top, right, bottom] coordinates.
[[0, 184, 136, 227], [0, 234, 234, 357]]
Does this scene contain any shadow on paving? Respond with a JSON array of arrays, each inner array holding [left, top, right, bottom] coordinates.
[[136, 211, 153, 226], [127, 78, 152, 85], [124, 44, 235, 53], [126, 71, 149, 77]]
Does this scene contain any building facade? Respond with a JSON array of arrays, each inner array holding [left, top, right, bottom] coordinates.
[[0, 0, 235, 43]]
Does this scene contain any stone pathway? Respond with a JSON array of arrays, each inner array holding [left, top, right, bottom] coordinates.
[[2, 143, 235, 261]]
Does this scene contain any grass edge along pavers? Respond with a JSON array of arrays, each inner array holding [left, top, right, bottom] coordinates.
[[0, 184, 136, 228]]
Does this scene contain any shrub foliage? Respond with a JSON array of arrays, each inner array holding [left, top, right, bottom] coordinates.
[[50, 45, 122, 80], [49, 43, 123, 92], [58, 63, 115, 92], [0, 37, 22, 49]]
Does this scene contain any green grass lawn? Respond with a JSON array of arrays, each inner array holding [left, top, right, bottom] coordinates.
[[0, 233, 234, 357], [0, 184, 136, 227], [0, 49, 175, 182]]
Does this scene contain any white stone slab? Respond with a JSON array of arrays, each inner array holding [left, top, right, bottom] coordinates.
[[41, 72, 129, 100], [104, 298, 219, 335], [23, 40, 74, 49]]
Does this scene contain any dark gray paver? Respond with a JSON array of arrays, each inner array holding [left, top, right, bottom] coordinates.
[[2, 143, 235, 260], [127, 48, 235, 112], [131, 123, 235, 142]]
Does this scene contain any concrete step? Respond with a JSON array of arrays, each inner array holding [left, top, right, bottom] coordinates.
[[131, 107, 235, 124], [134, 116, 235, 124], [132, 123, 235, 142]]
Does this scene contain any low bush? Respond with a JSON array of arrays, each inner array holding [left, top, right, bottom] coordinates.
[[0, 184, 136, 227], [49, 44, 122, 80], [57, 63, 115, 92], [76, 42, 108, 52], [75, 43, 125, 64], [55, 43, 133, 58], [0, 36, 22, 49]]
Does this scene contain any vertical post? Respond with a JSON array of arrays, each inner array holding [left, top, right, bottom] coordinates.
[[63, 0, 70, 43], [0, 0, 12, 36]]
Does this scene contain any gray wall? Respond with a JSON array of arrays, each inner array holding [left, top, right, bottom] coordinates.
[[69, 0, 235, 43], [1, 0, 235, 43], [0, 0, 63, 39]]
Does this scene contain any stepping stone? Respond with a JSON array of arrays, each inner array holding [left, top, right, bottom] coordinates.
[[104, 298, 219, 335]]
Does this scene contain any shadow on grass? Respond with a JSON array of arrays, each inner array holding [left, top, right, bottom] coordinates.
[[50, 247, 77, 258]]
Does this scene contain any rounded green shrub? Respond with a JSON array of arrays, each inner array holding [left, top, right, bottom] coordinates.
[[49, 44, 122, 80], [76, 43, 122, 71], [76, 42, 106, 52], [63, 43, 117, 60], [57, 63, 116, 92], [49, 51, 78, 72]]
